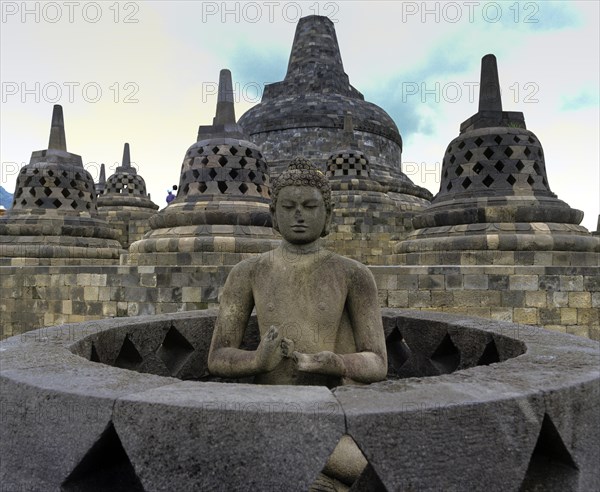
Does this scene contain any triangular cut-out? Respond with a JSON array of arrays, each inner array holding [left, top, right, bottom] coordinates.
[[90, 343, 100, 363], [309, 435, 387, 491], [114, 335, 143, 371], [385, 329, 412, 375], [519, 414, 579, 491], [155, 326, 195, 376], [430, 333, 460, 374], [61, 422, 145, 492], [477, 339, 500, 366]]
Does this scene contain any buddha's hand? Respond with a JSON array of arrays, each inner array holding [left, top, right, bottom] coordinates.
[[255, 326, 286, 372], [292, 351, 346, 377]]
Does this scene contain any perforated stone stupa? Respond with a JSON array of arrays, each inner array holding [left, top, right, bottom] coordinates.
[[126, 69, 279, 266], [238, 15, 432, 210], [97, 143, 159, 249], [324, 114, 409, 264], [397, 55, 600, 266], [0, 105, 122, 265]]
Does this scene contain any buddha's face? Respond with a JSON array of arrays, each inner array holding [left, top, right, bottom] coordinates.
[[275, 186, 329, 244]]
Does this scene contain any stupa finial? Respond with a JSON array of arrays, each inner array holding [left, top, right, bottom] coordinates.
[[479, 54, 502, 113], [48, 104, 67, 151], [213, 69, 236, 126]]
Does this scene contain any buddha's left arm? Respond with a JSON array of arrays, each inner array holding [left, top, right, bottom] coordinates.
[[339, 264, 388, 383]]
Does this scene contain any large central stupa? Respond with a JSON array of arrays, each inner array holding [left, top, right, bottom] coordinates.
[[238, 15, 431, 204]]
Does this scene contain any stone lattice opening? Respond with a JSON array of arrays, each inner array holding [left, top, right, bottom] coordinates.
[[519, 414, 579, 491], [309, 435, 387, 492], [430, 333, 460, 374], [114, 335, 143, 371], [61, 422, 144, 492], [477, 339, 500, 366], [156, 326, 195, 376]]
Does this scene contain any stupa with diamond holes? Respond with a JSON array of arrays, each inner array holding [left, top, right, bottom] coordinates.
[[0, 105, 123, 265], [126, 69, 279, 266], [396, 54, 600, 266], [97, 143, 159, 249], [324, 114, 419, 264], [238, 15, 432, 213]]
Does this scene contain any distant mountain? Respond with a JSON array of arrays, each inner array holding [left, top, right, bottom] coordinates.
[[0, 186, 13, 209]]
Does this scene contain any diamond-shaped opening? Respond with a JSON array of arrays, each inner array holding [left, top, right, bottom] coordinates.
[[53, 199, 62, 208], [229, 169, 239, 180], [482, 175, 494, 188], [90, 343, 101, 362], [34, 198, 44, 207], [461, 177, 472, 189], [71, 201, 78, 209], [494, 161, 505, 172], [516, 160, 525, 171], [156, 326, 195, 376], [494, 135, 503, 144], [218, 156, 228, 167], [209, 168, 218, 180], [61, 422, 145, 492], [198, 182, 207, 193], [455, 165, 463, 177], [520, 414, 579, 491], [43, 187, 53, 197], [229, 146, 238, 155], [507, 174, 517, 186], [447, 146, 452, 153], [239, 157, 248, 168], [310, 435, 387, 491], [78, 191, 85, 198], [239, 183, 248, 194], [114, 335, 143, 371], [474, 137, 484, 146], [524, 147, 532, 157], [528, 136, 535, 144], [61, 189, 71, 198], [527, 175, 535, 186], [458, 141, 466, 150], [212, 146, 220, 154], [533, 162, 540, 174], [192, 169, 200, 179], [201, 157, 209, 165], [47, 170, 54, 177], [504, 147, 514, 157], [513, 135, 520, 143], [75, 172, 82, 180], [217, 181, 228, 193], [446, 182, 453, 191], [53, 177, 62, 186], [538, 149, 543, 158], [483, 148, 494, 159], [464, 150, 473, 160], [256, 185, 263, 193], [245, 148, 253, 157], [28, 187, 36, 196], [477, 339, 500, 366], [449, 155, 456, 164], [430, 333, 460, 374], [386, 329, 412, 375], [443, 169, 448, 179]]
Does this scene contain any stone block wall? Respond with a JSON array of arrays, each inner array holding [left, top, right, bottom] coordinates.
[[1, 263, 598, 340]]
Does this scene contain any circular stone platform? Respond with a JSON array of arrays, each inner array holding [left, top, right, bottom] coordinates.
[[1, 310, 598, 491]]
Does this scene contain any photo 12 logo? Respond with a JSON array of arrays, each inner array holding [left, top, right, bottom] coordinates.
[[1, 82, 140, 104], [201, 1, 340, 23], [1, 1, 140, 24]]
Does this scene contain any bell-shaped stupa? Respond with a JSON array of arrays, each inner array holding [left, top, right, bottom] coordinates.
[[97, 143, 159, 248], [0, 105, 123, 264], [238, 15, 432, 207], [397, 55, 599, 265], [324, 114, 418, 264], [126, 70, 279, 266]]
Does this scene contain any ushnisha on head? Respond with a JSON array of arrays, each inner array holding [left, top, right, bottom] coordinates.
[[270, 157, 332, 239]]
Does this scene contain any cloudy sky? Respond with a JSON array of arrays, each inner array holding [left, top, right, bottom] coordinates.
[[1, 1, 598, 231]]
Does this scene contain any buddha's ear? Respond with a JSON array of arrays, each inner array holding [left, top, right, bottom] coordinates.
[[321, 210, 333, 237], [271, 207, 279, 232]]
